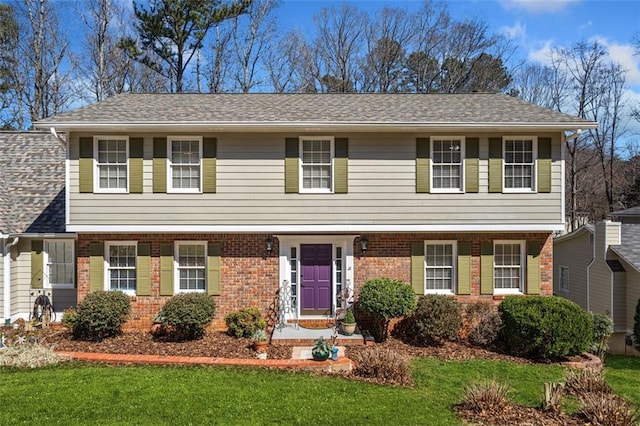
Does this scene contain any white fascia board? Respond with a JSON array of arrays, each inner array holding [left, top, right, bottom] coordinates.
[[67, 224, 563, 233], [14, 232, 77, 239]]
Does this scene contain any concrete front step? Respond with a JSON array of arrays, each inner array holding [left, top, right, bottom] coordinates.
[[271, 325, 367, 346]]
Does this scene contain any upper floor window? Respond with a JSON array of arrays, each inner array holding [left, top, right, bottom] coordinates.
[[494, 241, 525, 293], [424, 241, 457, 294], [432, 137, 464, 192], [504, 137, 536, 191], [559, 266, 569, 292], [95, 136, 128, 192], [44, 240, 74, 289], [300, 136, 333, 192], [105, 242, 137, 295], [175, 242, 206, 292], [169, 136, 202, 192]]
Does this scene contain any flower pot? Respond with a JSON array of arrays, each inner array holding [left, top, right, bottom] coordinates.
[[312, 351, 330, 361], [253, 341, 268, 353], [342, 322, 357, 336]]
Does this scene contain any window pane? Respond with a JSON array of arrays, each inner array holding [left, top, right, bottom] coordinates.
[[504, 139, 534, 189], [97, 138, 127, 190], [107, 244, 136, 292], [432, 139, 462, 189], [301, 138, 332, 190], [171, 139, 201, 190], [425, 243, 454, 291], [177, 244, 206, 291], [494, 243, 521, 289]]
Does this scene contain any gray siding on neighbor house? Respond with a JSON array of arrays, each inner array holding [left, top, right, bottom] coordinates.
[[619, 257, 640, 333], [612, 271, 627, 332], [67, 131, 564, 227], [554, 230, 591, 308]]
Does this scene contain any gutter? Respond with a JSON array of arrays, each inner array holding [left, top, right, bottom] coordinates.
[[3, 236, 19, 326]]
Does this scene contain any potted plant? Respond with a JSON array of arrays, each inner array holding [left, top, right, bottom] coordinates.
[[251, 329, 268, 353], [311, 336, 332, 361], [341, 309, 357, 336]]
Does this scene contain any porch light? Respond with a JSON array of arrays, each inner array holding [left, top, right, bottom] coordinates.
[[360, 237, 368, 254], [265, 236, 274, 254]]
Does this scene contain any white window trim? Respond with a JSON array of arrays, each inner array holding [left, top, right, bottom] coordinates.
[[174, 241, 207, 293], [43, 239, 75, 289], [168, 136, 203, 194], [430, 136, 465, 194], [104, 241, 137, 296], [93, 135, 129, 194], [502, 136, 537, 193], [559, 265, 570, 293], [299, 136, 334, 194], [424, 240, 457, 295], [493, 240, 525, 295]]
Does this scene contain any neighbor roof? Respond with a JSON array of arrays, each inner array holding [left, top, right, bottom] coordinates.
[[612, 206, 640, 217], [35, 93, 596, 131], [0, 132, 66, 234], [611, 224, 640, 272]]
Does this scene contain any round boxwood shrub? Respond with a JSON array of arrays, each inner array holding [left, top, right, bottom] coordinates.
[[411, 294, 462, 345], [224, 307, 266, 338], [498, 296, 593, 360], [72, 290, 131, 341], [357, 278, 417, 342], [158, 293, 216, 340]]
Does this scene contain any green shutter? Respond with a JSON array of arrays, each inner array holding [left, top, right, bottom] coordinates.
[[488, 137, 503, 193], [203, 137, 217, 193], [416, 138, 430, 193], [159, 243, 174, 296], [31, 240, 44, 289], [285, 137, 299, 193], [411, 242, 425, 295], [480, 241, 494, 295], [457, 242, 471, 295], [79, 137, 94, 193], [465, 138, 479, 193], [129, 137, 144, 194], [537, 137, 552, 193], [137, 243, 151, 296], [334, 138, 348, 194], [153, 137, 167, 193], [89, 242, 104, 293], [527, 241, 541, 295], [207, 242, 221, 296]]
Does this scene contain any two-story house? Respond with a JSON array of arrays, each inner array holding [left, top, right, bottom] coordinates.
[[35, 93, 596, 329]]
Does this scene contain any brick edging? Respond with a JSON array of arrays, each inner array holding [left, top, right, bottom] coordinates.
[[560, 352, 603, 371]]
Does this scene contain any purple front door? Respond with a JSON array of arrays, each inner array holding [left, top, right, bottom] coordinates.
[[300, 244, 332, 315]]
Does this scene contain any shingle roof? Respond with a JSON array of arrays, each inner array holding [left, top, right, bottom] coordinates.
[[35, 93, 596, 129], [0, 132, 66, 234], [612, 206, 640, 217], [611, 224, 640, 271]]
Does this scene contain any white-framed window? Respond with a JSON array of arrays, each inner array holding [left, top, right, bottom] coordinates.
[[44, 240, 74, 289], [504, 136, 536, 192], [559, 266, 569, 292], [431, 137, 464, 192], [424, 241, 457, 294], [494, 241, 525, 294], [175, 242, 206, 292], [105, 242, 137, 295], [168, 136, 202, 192], [94, 135, 128, 192], [300, 136, 334, 193]]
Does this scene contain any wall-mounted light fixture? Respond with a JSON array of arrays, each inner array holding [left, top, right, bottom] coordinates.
[[265, 236, 274, 254], [360, 236, 368, 254]]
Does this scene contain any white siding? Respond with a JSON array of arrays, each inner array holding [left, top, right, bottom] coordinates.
[[68, 131, 564, 227], [0, 243, 4, 321], [11, 240, 32, 318]]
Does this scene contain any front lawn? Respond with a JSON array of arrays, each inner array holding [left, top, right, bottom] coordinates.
[[0, 358, 568, 425], [604, 354, 640, 405]]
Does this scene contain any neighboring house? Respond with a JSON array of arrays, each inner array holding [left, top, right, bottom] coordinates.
[[34, 93, 596, 330], [0, 131, 76, 325], [554, 209, 640, 356]]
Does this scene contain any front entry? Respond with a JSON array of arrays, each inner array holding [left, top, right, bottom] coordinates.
[[300, 244, 332, 315]]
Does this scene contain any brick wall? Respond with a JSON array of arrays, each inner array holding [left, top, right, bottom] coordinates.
[[77, 232, 552, 331]]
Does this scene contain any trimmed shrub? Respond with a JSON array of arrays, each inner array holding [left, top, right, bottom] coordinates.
[[72, 290, 131, 341], [410, 294, 462, 345], [579, 393, 639, 426], [498, 296, 593, 360], [158, 293, 216, 341], [224, 307, 266, 338], [459, 380, 512, 416], [464, 302, 502, 348], [350, 346, 413, 386], [590, 313, 613, 358], [357, 278, 417, 341], [61, 308, 78, 330]]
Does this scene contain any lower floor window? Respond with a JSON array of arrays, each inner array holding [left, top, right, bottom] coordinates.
[[177, 243, 206, 291], [45, 240, 75, 288], [425, 242, 456, 293], [494, 242, 524, 292], [106, 243, 136, 293]]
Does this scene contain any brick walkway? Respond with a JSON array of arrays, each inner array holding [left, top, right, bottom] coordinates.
[[55, 351, 353, 372]]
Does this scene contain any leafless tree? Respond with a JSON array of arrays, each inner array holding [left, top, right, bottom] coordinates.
[[0, 3, 20, 129]]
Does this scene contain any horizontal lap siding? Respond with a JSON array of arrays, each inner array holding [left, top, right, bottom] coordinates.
[[553, 232, 591, 309], [68, 132, 563, 226]]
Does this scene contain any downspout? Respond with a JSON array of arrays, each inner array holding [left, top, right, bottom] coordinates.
[[3, 236, 19, 326]]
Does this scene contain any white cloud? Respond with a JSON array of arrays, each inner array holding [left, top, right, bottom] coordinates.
[[592, 37, 640, 86], [499, 0, 581, 13], [501, 21, 527, 40], [528, 40, 556, 65]]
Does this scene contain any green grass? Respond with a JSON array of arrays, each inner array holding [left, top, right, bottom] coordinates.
[[604, 354, 640, 406], [0, 359, 570, 425]]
